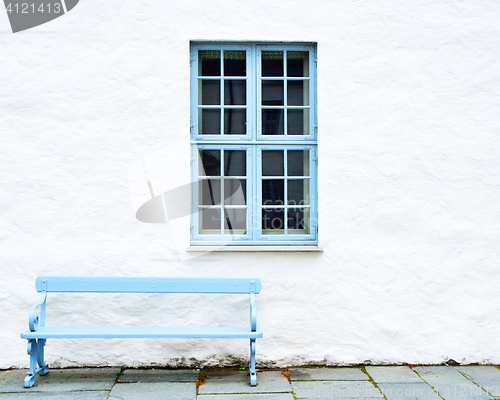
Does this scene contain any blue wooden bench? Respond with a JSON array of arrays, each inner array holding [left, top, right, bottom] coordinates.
[[21, 276, 263, 388]]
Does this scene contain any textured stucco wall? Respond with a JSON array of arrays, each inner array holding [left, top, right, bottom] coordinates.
[[1, 0, 500, 369]]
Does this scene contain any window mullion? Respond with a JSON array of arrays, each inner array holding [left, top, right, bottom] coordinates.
[[248, 145, 256, 241], [250, 45, 258, 241], [284, 49, 288, 138], [255, 148, 262, 241], [191, 145, 197, 237], [284, 150, 288, 236], [220, 148, 225, 235], [255, 45, 262, 139], [220, 52, 225, 137]]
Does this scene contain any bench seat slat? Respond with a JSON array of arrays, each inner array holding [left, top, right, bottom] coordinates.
[[21, 326, 263, 339]]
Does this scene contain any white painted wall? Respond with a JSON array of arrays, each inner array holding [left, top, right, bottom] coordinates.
[[2, 0, 500, 369]]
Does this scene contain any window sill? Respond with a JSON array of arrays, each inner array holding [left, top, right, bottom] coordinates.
[[187, 246, 323, 253]]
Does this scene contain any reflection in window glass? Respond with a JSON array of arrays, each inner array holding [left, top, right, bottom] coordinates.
[[262, 151, 284, 176], [224, 109, 246, 135], [262, 81, 284, 106], [200, 109, 221, 135], [287, 51, 309, 77], [224, 179, 246, 205], [262, 109, 284, 135], [224, 80, 246, 105], [287, 208, 309, 233], [224, 208, 246, 230], [262, 179, 284, 205], [224, 51, 246, 76], [224, 150, 246, 176], [200, 80, 220, 105], [262, 51, 283, 77], [287, 150, 309, 176], [200, 150, 221, 176], [199, 50, 221, 76], [200, 179, 221, 205], [262, 208, 285, 232], [287, 80, 309, 106], [287, 179, 309, 206], [287, 109, 309, 136], [201, 208, 221, 230]]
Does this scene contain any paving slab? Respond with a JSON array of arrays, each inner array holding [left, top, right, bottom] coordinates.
[[118, 368, 198, 383], [0, 368, 117, 393], [0, 370, 32, 393], [0, 392, 109, 399], [198, 370, 291, 394], [366, 367, 423, 383], [428, 384, 491, 400], [198, 394, 294, 400], [413, 366, 472, 383], [290, 368, 368, 381], [377, 383, 440, 399], [454, 366, 500, 398], [413, 366, 492, 399], [292, 381, 383, 399], [108, 381, 196, 400]]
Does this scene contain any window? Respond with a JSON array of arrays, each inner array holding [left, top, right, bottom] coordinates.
[[190, 42, 317, 245]]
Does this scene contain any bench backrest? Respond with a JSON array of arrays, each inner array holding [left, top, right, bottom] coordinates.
[[35, 276, 261, 294]]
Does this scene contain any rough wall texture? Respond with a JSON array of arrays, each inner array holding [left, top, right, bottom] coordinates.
[[1, 0, 500, 369]]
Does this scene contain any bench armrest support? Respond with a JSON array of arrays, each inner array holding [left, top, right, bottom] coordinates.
[[29, 292, 47, 332], [250, 293, 257, 331]]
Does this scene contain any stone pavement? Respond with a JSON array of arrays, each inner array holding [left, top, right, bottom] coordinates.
[[1, 365, 500, 399]]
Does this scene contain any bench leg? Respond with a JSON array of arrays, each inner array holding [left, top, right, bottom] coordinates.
[[37, 339, 49, 376], [24, 339, 49, 388], [249, 338, 257, 386]]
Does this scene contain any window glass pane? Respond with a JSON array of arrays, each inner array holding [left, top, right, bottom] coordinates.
[[224, 150, 246, 176], [224, 179, 246, 205], [287, 109, 309, 136], [262, 109, 284, 135], [262, 81, 284, 106], [200, 80, 220, 105], [262, 208, 285, 232], [262, 150, 284, 176], [200, 208, 221, 231], [199, 50, 221, 76], [199, 179, 221, 205], [224, 109, 246, 135], [287, 80, 309, 106], [199, 109, 221, 135], [224, 51, 246, 76], [224, 208, 246, 230], [199, 150, 221, 176], [287, 150, 309, 176], [287, 51, 309, 77], [262, 179, 284, 205], [224, 80, 246, 105], [287, 207, 310, 233], [287, 179, 309, 205], [262, 51, 283, 77]]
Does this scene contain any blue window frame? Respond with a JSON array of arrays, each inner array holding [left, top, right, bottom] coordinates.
[[190, 42, 317, 245]]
